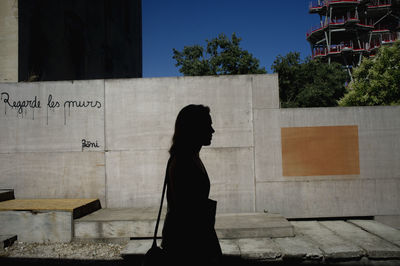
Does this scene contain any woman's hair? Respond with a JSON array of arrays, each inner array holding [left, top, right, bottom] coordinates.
[[169, 104, 211, 155]]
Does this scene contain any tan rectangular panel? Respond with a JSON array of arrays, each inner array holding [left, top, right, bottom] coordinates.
[[281, 126, 360, 176]]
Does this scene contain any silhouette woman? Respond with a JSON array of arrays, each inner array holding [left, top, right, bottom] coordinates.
[[161, 104, 222, 266]]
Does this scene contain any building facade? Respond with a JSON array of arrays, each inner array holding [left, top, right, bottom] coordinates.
[[307, 0, 400, 77], [0, 0, 142, 82]]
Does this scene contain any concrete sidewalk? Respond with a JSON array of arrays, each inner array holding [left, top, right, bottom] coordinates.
[[2, 200, 400, 265], [122, 219, 400, 265], [74, 208, 294, 241]]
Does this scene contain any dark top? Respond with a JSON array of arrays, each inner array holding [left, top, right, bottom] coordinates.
[[166, 153, 210, 213], [161, 153, 221, 263]]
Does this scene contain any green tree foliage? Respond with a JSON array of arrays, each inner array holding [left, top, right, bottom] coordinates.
[[271, 52, 348, 107], [339, 41, 400, 106], [173, 33, 266, 76]]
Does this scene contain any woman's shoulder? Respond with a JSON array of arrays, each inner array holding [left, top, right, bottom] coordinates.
[[169, 153, 196, 162], [168, 154, 196, 172]]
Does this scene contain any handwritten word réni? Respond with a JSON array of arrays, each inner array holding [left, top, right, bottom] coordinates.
[[82, 139, 100, 151]]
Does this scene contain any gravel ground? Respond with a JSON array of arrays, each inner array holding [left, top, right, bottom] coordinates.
[[0, 241, 126, 260]]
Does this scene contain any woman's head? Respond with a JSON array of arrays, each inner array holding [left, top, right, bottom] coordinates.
[[169, 104, 215, 155]]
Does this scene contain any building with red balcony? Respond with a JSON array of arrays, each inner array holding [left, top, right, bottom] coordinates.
[[307, 0, 400, 78]]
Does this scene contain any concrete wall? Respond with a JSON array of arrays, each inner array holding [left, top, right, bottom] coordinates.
[[254, 107, 400, 218], [0, 211, 73, 242], [104, 76, 272, 212], [0, 80, 106, 205], [0, 0, 18, 82], [0, 75, 399, 219]]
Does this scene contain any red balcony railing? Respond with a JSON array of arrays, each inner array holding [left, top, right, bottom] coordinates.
[[312, 41, 372, 58], [306, 17, 374, 37], [368, 34, 397, 53], [367, 0, 392, 8], [309, 0, 360, 11], [381, 33, 398, 44]]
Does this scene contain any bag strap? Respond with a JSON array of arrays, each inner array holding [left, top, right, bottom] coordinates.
[[152, 158, 170, 248]]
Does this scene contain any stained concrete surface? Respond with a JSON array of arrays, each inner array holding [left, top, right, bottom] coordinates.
[[215, 213, 294, 238], [0, 211, 72, 243], [0, 198, 101, 243], [75, 208, 294, 241], [1, 218, 400, 266], [121, 219, 400, 265]]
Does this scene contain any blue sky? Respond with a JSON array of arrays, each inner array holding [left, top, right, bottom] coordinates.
[[142, 0, 318, 78]]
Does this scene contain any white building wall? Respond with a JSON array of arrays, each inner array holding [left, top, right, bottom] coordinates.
[[0, 74, 399, 221]]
